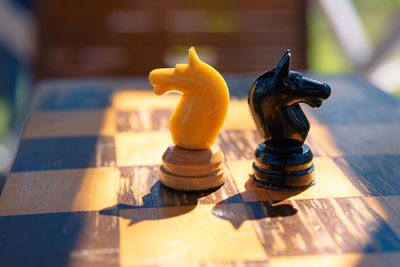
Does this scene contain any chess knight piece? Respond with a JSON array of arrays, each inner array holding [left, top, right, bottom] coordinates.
[[149, 47, 229, 191], [248, 51, 331, 190]]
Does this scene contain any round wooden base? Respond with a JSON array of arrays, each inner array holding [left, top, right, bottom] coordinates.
[[159, 145, 226, 192]]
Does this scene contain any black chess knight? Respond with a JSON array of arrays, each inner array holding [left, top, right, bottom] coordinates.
[[248, 51, 331, 190]]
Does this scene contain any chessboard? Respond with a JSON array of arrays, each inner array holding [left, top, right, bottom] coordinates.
[[1, 75, 400, 267]]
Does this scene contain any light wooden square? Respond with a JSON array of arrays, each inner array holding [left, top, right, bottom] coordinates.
[[224, 100, 256, 130], [115, 131, 172, 166], [112, 90, 180, 111], [0, 167, 118, 216], [119, 204, 267, 265]]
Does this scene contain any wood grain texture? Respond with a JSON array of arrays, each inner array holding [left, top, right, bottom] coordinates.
[[1, 75, 400, 266], [119, 204, 267, 265], [24, 109, 116, 138], [0, 168, 118, 216]]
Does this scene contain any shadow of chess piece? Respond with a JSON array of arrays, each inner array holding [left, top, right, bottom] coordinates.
[[248, 51, 331, 190], [149, 47, 229, 191]]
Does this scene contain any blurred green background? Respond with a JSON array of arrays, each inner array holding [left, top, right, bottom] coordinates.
[[308, 0, 400, 75]]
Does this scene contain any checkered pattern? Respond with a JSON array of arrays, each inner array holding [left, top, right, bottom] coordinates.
[[1, 76, 400, 266]]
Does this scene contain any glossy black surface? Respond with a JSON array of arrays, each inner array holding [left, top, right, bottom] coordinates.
[[252, 142, 315, 190], [248, 51, 331, 190]]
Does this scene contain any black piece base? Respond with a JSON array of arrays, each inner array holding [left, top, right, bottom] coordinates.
[[162, 182, 225, 193], [252, 139, 315, 191]]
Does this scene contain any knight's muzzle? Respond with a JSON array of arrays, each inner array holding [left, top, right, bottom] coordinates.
[[149, 68, 175, 87], [321, 83, 331, 99]]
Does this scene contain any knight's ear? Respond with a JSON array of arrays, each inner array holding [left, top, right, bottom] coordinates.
[[275, 50, 291, 83], [188, 47, 200, 69]]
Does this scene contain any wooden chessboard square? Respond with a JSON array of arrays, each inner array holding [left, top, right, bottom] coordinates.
[[115, 165, 239, 208], [0, 168, 119, 216], [335, 154, 400, 197], [11, 136, 116, 172], [309, 124, 400, 157], [118, 204, 267, 265], [250, 197, 400, 256], [226, 157, 362, 202], [115, 131, 172, 166], [0, 211, 119, 266], [39, 85, 114, 110], [111, 90, 179, 111], [23, 109, 116, 138], [366, 196, 400, 239], [219, 130, 261, 161], [224, 100, 256, 130], [116, 109, 172, 132]]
